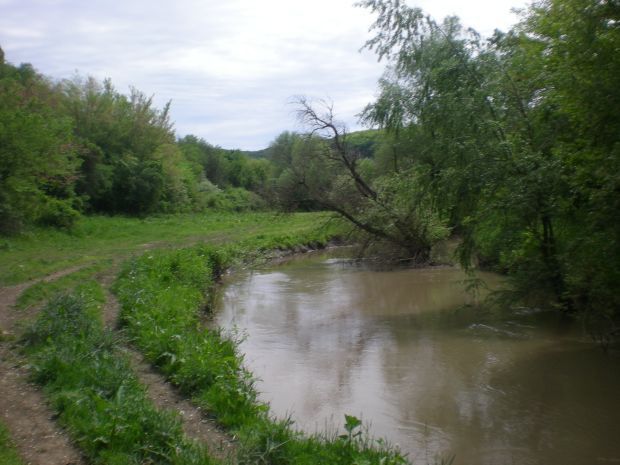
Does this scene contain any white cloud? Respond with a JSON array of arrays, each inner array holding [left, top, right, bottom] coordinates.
[[1, 26, 45, 39], [0, 0, 526, 150]]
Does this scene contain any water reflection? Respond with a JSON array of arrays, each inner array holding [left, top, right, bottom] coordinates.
[[215, 253, 620, 465]]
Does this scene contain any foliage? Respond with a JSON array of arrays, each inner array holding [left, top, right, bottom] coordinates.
[[21, 287, 215, 465], [0, 55, 80, 233], [204, 187, 267, 212], [0, 49, 277, 230], [518, 0, 620, 337], [266, 131, 331, 211], [269, 99, 449, 261], [344, 129, 383, 158], [354, 0, 620, 333], [114, 229, 408, 464], [59, 75, 177, 214], [178, 135, 273, 200]]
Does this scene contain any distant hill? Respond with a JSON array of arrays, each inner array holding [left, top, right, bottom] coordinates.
[[344, 129, 382, 158], [238, 129, 382, 159], [239, 147, 273, 159]]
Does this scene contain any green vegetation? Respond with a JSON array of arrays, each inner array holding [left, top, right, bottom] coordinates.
[[2, 213, 346, 465], [1, 0, 618, 460], [0, 212, 331, 285], [1, 0, 618, 331], [344, 129, 382, 158], [0, 57, 79, 233], [0, 423, 24, 465], [359, 0, 619, 337], [267, 0, 620, 339], [114, 234, 407, 465], [15, 261, 110, 310], [4, 0, 616, 332], [22, 284, 216, 465], [0, 51, 273, 233]]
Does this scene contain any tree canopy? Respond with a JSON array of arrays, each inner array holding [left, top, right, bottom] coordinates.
[[0, 52, 271, 229], [361, 0, 620, 337], [265, 0, 620, 339]]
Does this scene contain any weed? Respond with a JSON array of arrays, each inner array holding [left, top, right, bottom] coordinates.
[[21, 287, 217, 465]]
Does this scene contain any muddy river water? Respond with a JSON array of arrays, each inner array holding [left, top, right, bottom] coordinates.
[[214, 251, 620, 465]]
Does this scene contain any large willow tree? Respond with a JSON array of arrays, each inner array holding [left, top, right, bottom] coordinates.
[[354, 0, 619, 340]]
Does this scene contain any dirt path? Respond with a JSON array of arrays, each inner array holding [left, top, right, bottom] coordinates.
[[1, 251, 238, 464], [0, 275, 87, 465], [123, 347, 237, 462], [0, 266, 86, 338], [99, 267, 238, 463], [0, 347, 85, 465]]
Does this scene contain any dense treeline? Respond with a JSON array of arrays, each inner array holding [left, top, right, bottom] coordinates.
[[0, 48, 269, 233], [267, 0, 620, 340]]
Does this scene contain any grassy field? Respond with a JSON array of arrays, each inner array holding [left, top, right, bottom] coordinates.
[[5, 211, 409, 464], [22, 284, 216, 465], [0, 212, 336, 286]]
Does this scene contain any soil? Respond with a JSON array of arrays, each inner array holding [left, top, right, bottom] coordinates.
[[98, 267, 237, 462], [0, 277, 87, 465], [124, 347, 237, 462], [0, 262, 237, 464]]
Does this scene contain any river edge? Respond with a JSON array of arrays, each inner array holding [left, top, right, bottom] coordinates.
[[113, 232, 413, 464], [212, 245, 620, 465]]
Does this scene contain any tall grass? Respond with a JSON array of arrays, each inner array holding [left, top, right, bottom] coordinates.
[[114, 230, 409, 464], [21, 284, 217, 465]]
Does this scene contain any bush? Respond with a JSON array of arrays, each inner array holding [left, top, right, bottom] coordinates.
[[205, 187, 266, 212], [36, 198, 81, 229]]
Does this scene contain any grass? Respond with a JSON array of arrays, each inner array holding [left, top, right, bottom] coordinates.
[[0, 422, 24, 465], [6, 209, 406, 464], [21, 283, 217, 465], [114, 230, 409, 464], [0, 211, 335, 286], [15, 261, 112, 310]]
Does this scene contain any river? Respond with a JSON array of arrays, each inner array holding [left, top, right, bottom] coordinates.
[[214, 250, 620, 465]]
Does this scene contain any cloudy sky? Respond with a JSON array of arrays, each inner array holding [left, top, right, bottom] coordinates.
[[1, 0, 527, 150]]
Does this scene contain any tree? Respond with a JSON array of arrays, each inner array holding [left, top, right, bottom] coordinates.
[[60, 76, 175, 214], [357, 0, 620, 334], [288, 97, 448, 260], [0, 56, 80, 232], [519, 0, 620, 337]]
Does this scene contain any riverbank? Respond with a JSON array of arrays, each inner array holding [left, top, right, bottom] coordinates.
[[113, 229, 410, 464], [215, 249, 620, 465], [0, 211, 409, 464]]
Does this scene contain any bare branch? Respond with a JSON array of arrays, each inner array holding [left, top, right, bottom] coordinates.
[[293, 96, 378, 201]]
